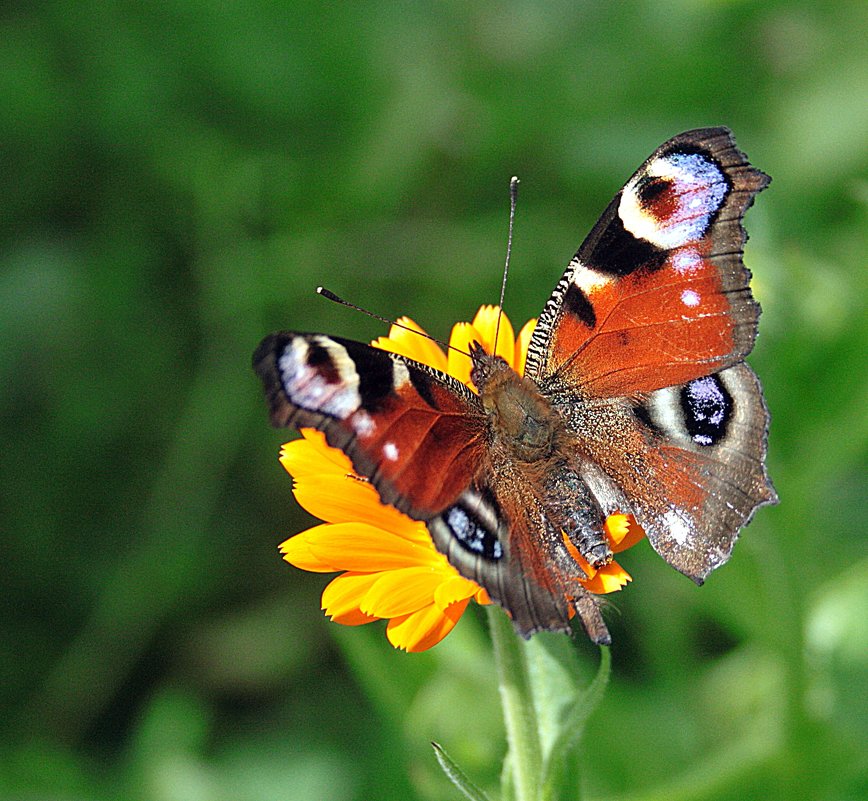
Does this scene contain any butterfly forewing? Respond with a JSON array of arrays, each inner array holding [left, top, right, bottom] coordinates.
[[254, 332, 488, 518], [525, 127, 769, 396]]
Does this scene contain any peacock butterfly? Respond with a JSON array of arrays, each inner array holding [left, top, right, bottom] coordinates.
[[253, 127, 776, 644]]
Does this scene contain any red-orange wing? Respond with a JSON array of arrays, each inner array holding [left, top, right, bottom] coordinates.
[[253, 332, 487, 519], [525, 127, 769, 397]]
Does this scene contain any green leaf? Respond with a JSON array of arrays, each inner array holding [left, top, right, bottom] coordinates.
[[432, 742, 493, 801], [541, 646, 611, 800]]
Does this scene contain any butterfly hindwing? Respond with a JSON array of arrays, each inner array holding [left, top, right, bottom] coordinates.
[[565, 362, 775, 583], [630, 363, 776, 580], [427, 483, 582, 639]]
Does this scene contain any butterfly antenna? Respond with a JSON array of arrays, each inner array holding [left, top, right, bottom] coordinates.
[[493, 176, 519, 354], [316, 287, 469, 357]]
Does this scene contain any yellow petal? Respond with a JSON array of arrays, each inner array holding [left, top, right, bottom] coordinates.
[[562, 533, 598, 580], [433, 574, 480, 611], [514, 318, 537, 377], [279, 429, 353, 479], [371, 335, 432, 368], [305, 523, 443, 572], [321, 572, 382, 619], [386, 599, 468, 652], [471, 305, 515, 364], [604, 514, 632, 547], [360, 566, 446, 617], [280, 525, 345, 572], [611, 514, 647, 553], [330, 608, 380, 626], [372, 316, 449, 372], [582, 561, 632, 594], [292, 474, 428, 542], [446, 322, 477, 386]]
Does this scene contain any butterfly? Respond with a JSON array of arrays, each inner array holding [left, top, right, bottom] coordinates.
[[253, 127, 777, 645]]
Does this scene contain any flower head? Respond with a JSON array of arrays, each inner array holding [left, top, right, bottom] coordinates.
[[278, 307, 644, 651]]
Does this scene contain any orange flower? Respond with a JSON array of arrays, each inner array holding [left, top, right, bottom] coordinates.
[[278, 307, 644, 651]]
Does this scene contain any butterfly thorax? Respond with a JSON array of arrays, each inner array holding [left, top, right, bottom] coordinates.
[[469, 342, 562, 463], [470, 341, 613, 576]]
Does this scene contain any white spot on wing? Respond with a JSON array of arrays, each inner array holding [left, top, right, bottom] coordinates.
[[392, 358, 411, 390], [352, 410, 375, 437], [672, 248, 702, 273], [574, 265, 613, 294], [664, 508, 694, 547], [383, 441, 399, 461], [681, 289, 700, 307]]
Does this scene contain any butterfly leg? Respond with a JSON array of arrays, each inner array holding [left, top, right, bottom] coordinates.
[[574, 592, 611, 645]]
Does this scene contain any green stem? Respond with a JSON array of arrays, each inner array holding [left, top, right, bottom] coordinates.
[[488, 606, 543, 801]]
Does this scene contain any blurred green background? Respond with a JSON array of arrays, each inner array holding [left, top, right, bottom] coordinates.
[[2, 2, 865, 800]]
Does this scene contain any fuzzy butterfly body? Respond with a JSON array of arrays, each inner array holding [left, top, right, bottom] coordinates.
[[254, 127, 777, 644]]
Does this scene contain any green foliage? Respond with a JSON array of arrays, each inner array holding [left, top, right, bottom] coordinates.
[[485, 608, 612, 801], [434, 742, 493, 801], [1, 2, 865, 800]]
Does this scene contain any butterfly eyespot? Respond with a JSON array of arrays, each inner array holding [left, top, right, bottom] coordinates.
[[680, 374, 733, 447], [619, 149, 731, 250], [443, 500, 504, 561], [277, 337, 363, 419]]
